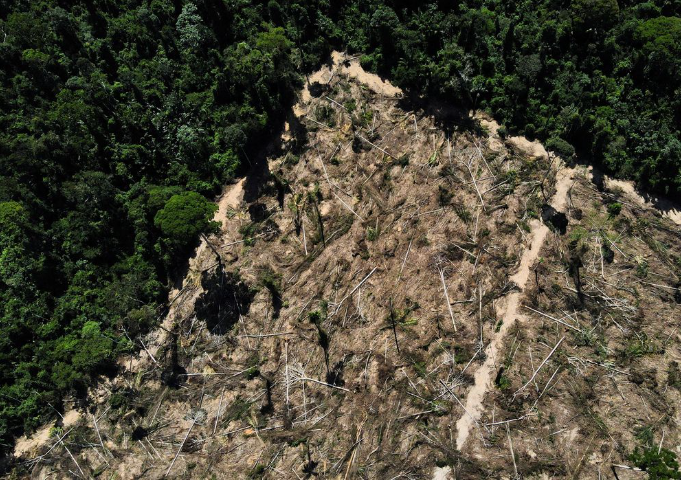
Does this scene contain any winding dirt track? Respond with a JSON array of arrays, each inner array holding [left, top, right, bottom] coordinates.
[[455, 166, 574, 449]]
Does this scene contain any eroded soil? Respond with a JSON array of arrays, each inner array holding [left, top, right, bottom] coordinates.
[[13, 54, 681, 480]]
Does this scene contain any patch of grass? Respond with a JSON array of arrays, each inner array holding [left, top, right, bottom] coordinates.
[[360, 108, 373, 127], [635, 256, 649, 278], [501, 169, 518, 192], [314, 104, 336, 127], [413, 361, 427, 377], [588, 409, 608, 436], [259, 267, 281, 296], [625, 332, 660, 357], [416, 235, 430, 247], [496, 375, 511, 390], [607, 202, 622, 217], [344, 99, 357, 113], [245, 355, 261, 379], [393, 153, 410, 167], [225, 397, 253, 422], [239, 222, 260, 247], [109, 388, 133, 411], [568, 226, 589, 246], [366, 226, 379, 241], [389, 300, 420, 331], [248, 464, 266, 479], [400, 318, 418, 326], [668, 362, 681, 391], [453, 203, 472, 223], [453, 346, 469, 364], [288, 437, 308, 447], [635, 424, 656, 446]]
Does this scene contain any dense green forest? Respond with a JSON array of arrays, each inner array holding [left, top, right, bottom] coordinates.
[[0, 0, 680, 458]]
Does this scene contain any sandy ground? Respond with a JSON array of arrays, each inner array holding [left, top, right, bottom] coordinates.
[[333, 52, 402, 97], [455, 165, 575, 449], [15, 51, 681, 479], [299, 51, 401, 108], [214, 178, 246, 230], [606, 177, 681, 225], [507, 135, 548, 159], [14, 410, 81, 458], [432, 465, 453, 479], [476, 115, 549, 159]]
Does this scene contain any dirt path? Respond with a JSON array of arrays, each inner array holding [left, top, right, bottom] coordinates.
[[454, 166, 575, 450], [14, 410, 81, 458]]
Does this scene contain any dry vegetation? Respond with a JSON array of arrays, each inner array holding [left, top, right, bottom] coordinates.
[[463, 169, 681, 479], [11, 56, 681, 480]]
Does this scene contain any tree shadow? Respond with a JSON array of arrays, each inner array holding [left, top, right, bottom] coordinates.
[[575, 159, 681, 223], [397, 92, 483, 136], [195, 265, 254, 335], [541, 204, 568, 235]]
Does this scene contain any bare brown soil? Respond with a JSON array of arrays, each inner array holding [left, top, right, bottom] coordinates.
[[455, 166, 576, 450], [13, 55, 681, 480], [459, 163, 681, 479]]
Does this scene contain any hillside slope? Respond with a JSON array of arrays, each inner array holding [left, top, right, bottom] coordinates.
[[11, 54, 681, 480]]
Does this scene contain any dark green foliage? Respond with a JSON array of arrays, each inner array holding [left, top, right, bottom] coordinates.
[[630, 446, 681, 479], [546, 138, 576, 160], [636, 17, 681, 80], [154, 191, 218, 252], [366, 226, 379, 241], [453, 203, 472, 223], [0, 0, 332, 453], [572, 0, 620, 31], [607, 202, 622, 217], [496, 374, 511, 391], [2, 0, 681, 459], [335, 0, 681, 197]]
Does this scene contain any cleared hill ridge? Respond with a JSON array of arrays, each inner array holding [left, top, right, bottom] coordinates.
[[12, 53, 681, 480]]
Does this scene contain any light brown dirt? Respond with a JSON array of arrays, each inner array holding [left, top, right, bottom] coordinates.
[[298, 51, 401, 109], [332, 51, 402, 97], [460, 165, 681, 478], [13, 409, 81, 458], [15, 54, 681, 480], [455, 165, 575, 449], [606, 177, 681, 226]]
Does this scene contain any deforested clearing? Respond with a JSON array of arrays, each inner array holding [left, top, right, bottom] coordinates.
[[15, 57, 681, 480]]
